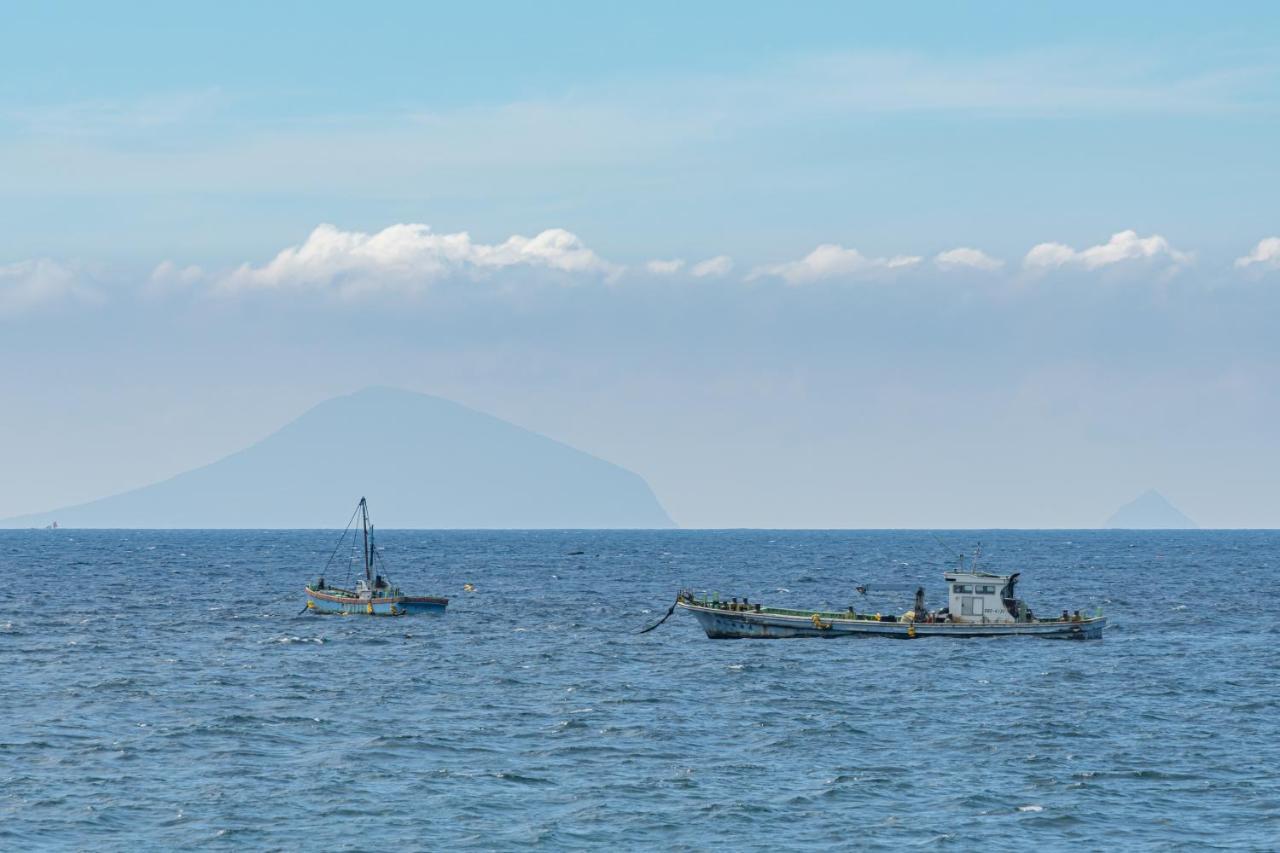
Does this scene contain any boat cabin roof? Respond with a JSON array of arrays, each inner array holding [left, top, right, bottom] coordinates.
[[943, 570, 1013, 584]]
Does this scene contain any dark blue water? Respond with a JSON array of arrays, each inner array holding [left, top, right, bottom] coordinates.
[[2, 530, 1278, 850]]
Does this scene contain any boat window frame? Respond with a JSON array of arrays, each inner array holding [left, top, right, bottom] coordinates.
[[952, 584, 972, 594]]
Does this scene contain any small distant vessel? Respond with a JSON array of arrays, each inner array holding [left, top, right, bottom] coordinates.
[[677, 570, 1105, 640], [304, 498, 448, 616]]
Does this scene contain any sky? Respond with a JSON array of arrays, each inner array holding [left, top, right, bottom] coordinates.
[[3, 2, 1280, 527]]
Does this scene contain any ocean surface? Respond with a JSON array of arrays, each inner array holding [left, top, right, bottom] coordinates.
[[2, 530, 1278, 851]]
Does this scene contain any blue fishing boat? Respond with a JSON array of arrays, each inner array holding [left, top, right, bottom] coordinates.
[[304, 498, 448, 616]]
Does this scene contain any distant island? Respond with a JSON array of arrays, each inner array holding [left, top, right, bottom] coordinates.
[[1105, 490, 1197, 529], [2, 387, 675, 529]]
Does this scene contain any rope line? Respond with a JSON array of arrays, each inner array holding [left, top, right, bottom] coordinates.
[[319, 504, 361, 580], [637, 599, 678, 634]]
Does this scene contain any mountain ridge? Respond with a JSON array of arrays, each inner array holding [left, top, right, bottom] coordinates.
[[1105, 489, 1197, 530], [3, 387, 675, 529]]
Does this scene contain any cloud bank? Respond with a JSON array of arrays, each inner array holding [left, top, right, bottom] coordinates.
[[0, 259, 100, 315], [935, 247, 1004, 271], [645, 255, 732, 278], [691, 255, 733, 278], [750, 244, 921, 284], [6, 223, 1276, 318], [220, 223, 620, 296], [1024, 230, 1191, 271], [1234, 237, 1280, 271]]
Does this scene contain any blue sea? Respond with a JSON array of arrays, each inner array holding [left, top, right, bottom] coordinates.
[[2, 530, 1278, 850]]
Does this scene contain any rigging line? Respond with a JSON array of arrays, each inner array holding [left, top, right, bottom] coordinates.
[[343, 531, 359, 589], [319, 503, 362, 578], [930, 532, 962, 562]]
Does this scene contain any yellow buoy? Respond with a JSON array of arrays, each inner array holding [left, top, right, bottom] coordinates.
[[463, 583, 475, 592]]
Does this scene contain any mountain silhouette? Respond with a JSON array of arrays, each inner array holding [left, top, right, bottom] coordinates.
[[4, 387, 674, 529], [1104, 489, 1197, 529]]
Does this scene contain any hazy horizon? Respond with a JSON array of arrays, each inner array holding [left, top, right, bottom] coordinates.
[[4, 4, 1280, 527], [2, 386, 1211, 530]]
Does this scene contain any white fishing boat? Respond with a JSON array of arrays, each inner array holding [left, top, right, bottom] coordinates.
[[675, 570, 1105, 640], [303, 498, 448, 616]]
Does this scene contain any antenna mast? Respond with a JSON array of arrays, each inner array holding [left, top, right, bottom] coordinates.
[[360, 497, 373, 588]]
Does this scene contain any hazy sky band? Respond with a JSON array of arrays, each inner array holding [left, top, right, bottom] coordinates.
[[2, 2, 1278, 527]]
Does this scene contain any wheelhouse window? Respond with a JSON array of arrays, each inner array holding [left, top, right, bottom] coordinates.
[[952, 584, 971, 593], [976, 585, 997, 594]]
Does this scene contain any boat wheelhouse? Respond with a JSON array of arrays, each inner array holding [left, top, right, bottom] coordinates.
[[304, 498, 448, 617], [943, 570, 1028, 624], [675, 568, 1104, 640]]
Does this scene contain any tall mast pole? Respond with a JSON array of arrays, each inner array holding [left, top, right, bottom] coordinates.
[[360, 497, 373, 588]]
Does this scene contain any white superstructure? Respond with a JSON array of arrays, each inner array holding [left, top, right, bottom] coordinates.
[[943, 570, 1023, 624]]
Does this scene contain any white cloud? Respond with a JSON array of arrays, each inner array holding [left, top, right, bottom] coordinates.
[[147, 260, 205, 293], [690, 255, 733, 278], [645, 258, 685, 275], [751, 244, 921, 284], [643, 255, 731, 277], [1023, 242, 1077, 268], [935, 247, 1004, 271], [220, 223, 620, 296], [1023, 230, 1191, 270], [1234, 237, 1280, 270], [0, 259, 101, 315]]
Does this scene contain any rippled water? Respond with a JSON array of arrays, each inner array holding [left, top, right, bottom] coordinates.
[[2, 530, 1278, 850]]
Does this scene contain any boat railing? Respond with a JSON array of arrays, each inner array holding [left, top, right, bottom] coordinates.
[[1033, 608, 1105, 624], [685, 593, 1103, 624], [695, 599, 881, 622], [309, 582, 414, 600], [763, 606, 872, 621]]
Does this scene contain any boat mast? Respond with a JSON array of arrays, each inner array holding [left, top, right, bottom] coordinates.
[[360, 497, 373, 588]]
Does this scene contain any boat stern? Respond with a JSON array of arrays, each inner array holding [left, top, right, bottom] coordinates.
[[397, 596, 448, 615]]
